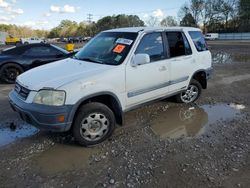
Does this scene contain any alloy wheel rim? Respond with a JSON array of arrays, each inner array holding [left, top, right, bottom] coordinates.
[[3, 67, 20, 82], [180, 85, 199, 103]]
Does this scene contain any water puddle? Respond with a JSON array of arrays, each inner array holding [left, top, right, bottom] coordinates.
[[149, 103, 243, 139], [32, 144, 99, 175], [0, 123, 38, 147], [212, 51, 250, 64]]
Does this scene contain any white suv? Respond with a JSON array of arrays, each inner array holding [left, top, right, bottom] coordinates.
[[9, 27, 212, 146]]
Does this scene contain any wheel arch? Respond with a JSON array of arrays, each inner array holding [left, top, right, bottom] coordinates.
[[69, 92, 124, 129], [190, 69, 207, 89], [0, 61, 24, 68]]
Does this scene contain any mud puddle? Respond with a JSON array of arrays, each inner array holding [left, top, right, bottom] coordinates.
[[212, 51, 250, 64], [149, 103, 244, 139], [0, 123, 38, 147], [31, 144, 99, 175]]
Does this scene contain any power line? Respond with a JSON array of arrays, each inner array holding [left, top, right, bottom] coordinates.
[[87, 14, 93, 23]]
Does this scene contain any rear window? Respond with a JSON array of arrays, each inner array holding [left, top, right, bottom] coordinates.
[[188, 31, 208, 52]]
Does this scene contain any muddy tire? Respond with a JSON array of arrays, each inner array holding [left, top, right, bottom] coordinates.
[[0, 63, 24, 84], [73, 102, 115, 146], [176, 79, 202, 103]]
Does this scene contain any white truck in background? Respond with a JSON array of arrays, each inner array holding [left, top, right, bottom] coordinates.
[[21, 37, 46, 44], [205, 33, 219, 40]]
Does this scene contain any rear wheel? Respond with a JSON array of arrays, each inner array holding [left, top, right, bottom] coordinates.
[[73, 102, 115, 146], [176, 79, 202, 103], [0, 63, 24, 84]]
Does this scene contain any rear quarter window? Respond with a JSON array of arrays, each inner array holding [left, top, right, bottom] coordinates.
[[188, 31, 208, 52]]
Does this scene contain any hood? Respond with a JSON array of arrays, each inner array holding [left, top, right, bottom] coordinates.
[[17, 58, 113, 90]]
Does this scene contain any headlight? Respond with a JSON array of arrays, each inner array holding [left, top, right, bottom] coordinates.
[[33, 90, 66, 106]]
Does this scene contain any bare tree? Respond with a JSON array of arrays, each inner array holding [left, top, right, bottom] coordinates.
[[145, 16, 160, 27], [160, 16, 178, 27], [190, 0, 205, 25]]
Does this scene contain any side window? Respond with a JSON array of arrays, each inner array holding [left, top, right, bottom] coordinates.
[[135, 32, 164, 62], [183, 34, 192, 55], [166, 32, 192, 58], [188, 31, 208, 52], [23, 47, 60, 57]]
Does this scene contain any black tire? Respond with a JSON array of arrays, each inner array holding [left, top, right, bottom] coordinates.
[[73, 102, 116, 146], [24, 42, 29, 45], [0, 63, 24, 84], [176, 79, 202, 103]]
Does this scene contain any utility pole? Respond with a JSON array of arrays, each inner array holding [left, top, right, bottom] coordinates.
[[87, 14, 93, 23]]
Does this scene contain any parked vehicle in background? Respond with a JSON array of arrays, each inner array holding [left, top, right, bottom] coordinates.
[[205, 33, 219, 40], [0, 43, 75, 83], [83, 36, 91, 41], [21, 37, 46, 45], [5, 36, 21, 45], [68, 37, 85, 43], [58, 37, 68, 43], [0, 32, 8, 45], [9, 27, 212, 146]]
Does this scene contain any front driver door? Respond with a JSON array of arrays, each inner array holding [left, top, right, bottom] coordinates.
[[126, 32, 170, 108]]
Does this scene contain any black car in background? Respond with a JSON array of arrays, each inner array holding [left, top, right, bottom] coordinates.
[[0, 43, 75, 84]]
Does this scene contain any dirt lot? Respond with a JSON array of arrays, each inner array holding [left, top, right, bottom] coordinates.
[[0, 41, 250, 188]]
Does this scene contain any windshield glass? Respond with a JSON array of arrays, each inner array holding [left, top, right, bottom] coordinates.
[[74, 32, 138, 65]]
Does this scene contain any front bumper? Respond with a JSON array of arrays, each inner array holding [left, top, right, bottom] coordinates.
[[8, 90, 73, 132]]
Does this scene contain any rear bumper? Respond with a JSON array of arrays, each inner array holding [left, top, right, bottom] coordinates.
[[9, 90, 73, 132]]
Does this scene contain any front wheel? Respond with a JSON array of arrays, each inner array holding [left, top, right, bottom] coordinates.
[[0, 63, 24, 84], [176, 79, 202, 103], [73, 102, 115, 146]]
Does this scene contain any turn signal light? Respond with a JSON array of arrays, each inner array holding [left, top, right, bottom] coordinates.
[[57, 115, 65, 123]]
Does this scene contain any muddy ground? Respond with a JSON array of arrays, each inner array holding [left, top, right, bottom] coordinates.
[[0, 41, 250, 188]]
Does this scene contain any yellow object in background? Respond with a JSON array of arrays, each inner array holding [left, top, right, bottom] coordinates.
[[5, 36, 21, 45], [65, 43, 75, 52]]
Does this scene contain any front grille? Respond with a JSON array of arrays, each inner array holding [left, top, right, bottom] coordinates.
[[15, 82, 30, 100]]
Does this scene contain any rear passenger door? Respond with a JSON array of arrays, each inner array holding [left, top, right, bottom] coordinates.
[[165, 31, 193, 92]]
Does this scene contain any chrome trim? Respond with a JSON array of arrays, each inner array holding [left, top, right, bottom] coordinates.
[[127, 76, 189, 98]]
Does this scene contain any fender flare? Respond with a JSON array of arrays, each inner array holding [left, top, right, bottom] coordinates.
[[68, 91, 124, 126]]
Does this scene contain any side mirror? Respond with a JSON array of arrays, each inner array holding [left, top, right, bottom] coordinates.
[[131, 53, 150, 67]]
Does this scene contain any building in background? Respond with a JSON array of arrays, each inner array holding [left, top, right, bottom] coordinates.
[[0, 32, 8, 45]]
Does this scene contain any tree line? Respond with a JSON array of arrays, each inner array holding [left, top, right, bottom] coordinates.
[[178, 0, 250, 32], [48, 15, 144, 38], [0, 0, 249, 39], [0, 24, 48, 38]]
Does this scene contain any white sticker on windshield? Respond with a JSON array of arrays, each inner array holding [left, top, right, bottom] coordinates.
[[116, 38, 133, 45]]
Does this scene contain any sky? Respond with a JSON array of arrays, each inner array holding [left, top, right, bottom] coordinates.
[[0, 0, 186, 30]]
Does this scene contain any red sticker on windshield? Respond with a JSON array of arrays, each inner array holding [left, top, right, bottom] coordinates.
[[113, 44, 126, 53]]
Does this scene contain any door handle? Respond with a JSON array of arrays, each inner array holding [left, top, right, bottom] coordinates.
[[159, 66, 167, 71]]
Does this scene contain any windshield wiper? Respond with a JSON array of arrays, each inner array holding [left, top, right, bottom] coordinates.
[[79, 57, 104, 64], [71, 55, 80, 60]]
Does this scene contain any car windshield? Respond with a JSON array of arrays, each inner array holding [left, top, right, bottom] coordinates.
[[74, 32, 138, 65]]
